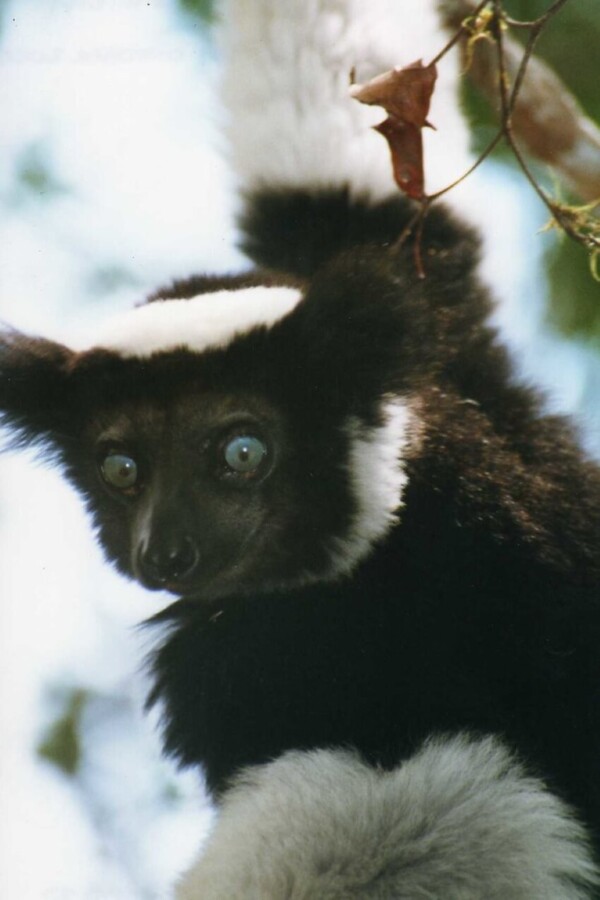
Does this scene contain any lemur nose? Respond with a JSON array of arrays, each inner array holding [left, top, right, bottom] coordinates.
[[140, 535, 199, 587]]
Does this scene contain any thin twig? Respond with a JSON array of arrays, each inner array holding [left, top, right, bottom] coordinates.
[[389, 0, 598, 273], [413, 199, 431, 278], [428, 130, 503, 201], [503, 0, 570, 29], [505, 0, 568, 117], [429, 0, 490, 66], [490, 1, 599, 256], [434, 0, 597, 260], [492, 1, 558, 210]]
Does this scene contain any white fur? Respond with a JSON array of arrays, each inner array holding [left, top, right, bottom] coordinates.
[[329, 397, 413, 576], [72, 286, 302, 357], [177, 734, 598, 899], [220, 0, 472, 201]]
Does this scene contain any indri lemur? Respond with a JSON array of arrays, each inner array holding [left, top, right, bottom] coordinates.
[[1, 1, 599, 896]]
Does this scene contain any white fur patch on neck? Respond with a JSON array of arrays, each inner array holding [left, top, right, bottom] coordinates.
[[330, 396, 413, 576], [75, 286, 303, 358]]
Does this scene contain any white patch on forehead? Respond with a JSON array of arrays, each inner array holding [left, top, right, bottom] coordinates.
[[329, 396, 413, 577], [74, 286, 303, 358]]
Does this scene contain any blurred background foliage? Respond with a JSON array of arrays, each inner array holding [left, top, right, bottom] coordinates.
[[38, 688, 89, 775], [178, 0, 216, 25], [463, 0, 600, 340], [505, 0, 600, 123]]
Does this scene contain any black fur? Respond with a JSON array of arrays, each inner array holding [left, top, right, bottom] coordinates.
[[239, 187, 474, 278], [1, 190, 599, 861]]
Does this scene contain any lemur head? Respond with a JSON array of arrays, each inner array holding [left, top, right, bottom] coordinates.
[[0, 250, 446, 599], [0, 240, 477, 602]]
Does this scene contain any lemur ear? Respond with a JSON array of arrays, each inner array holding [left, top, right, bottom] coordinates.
[[277, 249, 434, 412], [0, 330, 77, 450]]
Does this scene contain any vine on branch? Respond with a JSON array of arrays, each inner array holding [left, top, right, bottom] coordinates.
[[352, 0, 600, 279]]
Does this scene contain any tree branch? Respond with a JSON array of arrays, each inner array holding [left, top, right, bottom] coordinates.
[[439, 0, 600, 203]]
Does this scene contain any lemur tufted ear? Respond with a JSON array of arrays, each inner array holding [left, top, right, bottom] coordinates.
[[0, 330, 77, 450], [273, 246, 436, 417]]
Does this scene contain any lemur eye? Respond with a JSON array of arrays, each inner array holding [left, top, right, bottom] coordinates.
[[100, 452, 139, 490], [223, 435, 267, 475]]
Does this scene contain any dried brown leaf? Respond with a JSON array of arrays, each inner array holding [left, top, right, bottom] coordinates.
[[351, 60, 437, 199]]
